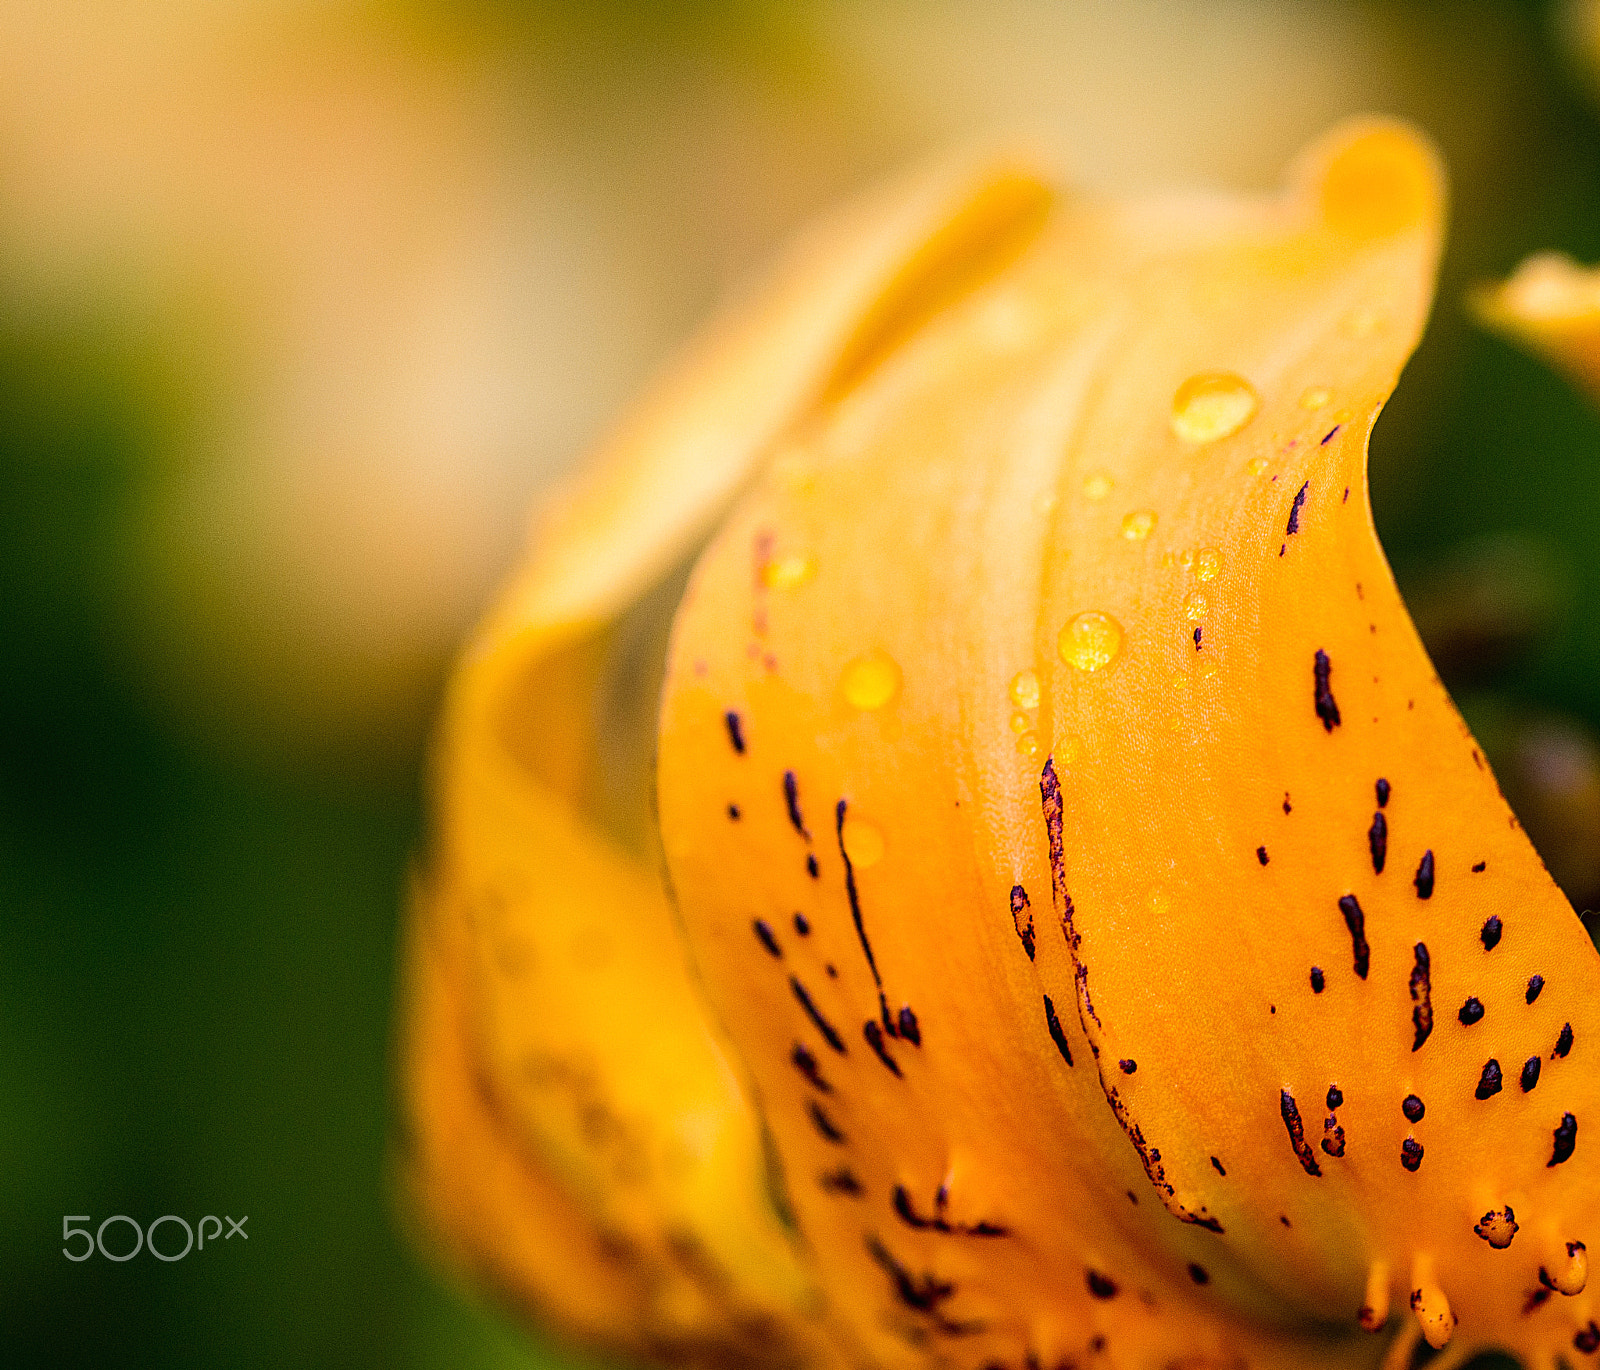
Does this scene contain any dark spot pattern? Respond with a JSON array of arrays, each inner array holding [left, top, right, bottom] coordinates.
[[754, 919, 781, 957], [1555, 1023, 1574, 1059], [790, 976, 846, 1054], [1474, 1206, 1519, 1249], [863, 1020, 902, 1077], [1460, 997, 1484, 1026], [1576, 1322, 1600, 1355], [1524, 1287, 1553, 1315], [891, 1184, 1008, 1238], [1376, 777, 1390, 807], [807, 854, 819, 879], [1287, 481, 1310, 535], [1194, 626, 1203, 649], [1476, 1059, 1503, 1099], [1119, 1059, 1137, 1075], [865, 1236, 960, 1325], [808, 1100, 845, 1144], [728, 804, 742, 821], [1414, 850, 1435, 900], [783, 770, 811, 841], [1481, 915, 1502, 949], [1321, 425, 1341, 445], [1338, 894, 1370, 978], [819, 1167, 862, 1196], [1210, 1156, 1226, 1176], [1310, 966, 1325, 993], [1550, 1112, 1578, 1167], [1280, 1089, 1322, 1177], [836, 799, 899, 1039], [1409, 942, 1433, 1052], [1284, 793, 1292, 814], [1527, 974, 1545, 1004], [1043, 995, 1073, 1067], [1401, 1138, 1424, 1172], [1010, 884, 1035, 961], [1321, 1116, 1345, 1157], [1368, 812, 1387, 874], [1327, 1085, 1344, 1110], [791, 1042, 831, 1093], [898, 1006, 921, 1045], [794, 912, 811, 936], [1313, 650, 1341, 732], [1257, 846, 1269, 865], [724, 710, 746, 753], [1086, 1271, 1119, 1300], [1521, 1056, 1542, 1093], [1473, 860, 1487, 873], [1188, 1263, 1210, 1285], [1403, 1095, 1425, 1122]]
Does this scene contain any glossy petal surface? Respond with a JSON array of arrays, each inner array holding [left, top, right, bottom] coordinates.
[[659, 121, 1600, 1369]]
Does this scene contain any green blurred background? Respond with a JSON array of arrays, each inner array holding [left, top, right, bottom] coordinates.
[[8, 0, 1600, 1364]]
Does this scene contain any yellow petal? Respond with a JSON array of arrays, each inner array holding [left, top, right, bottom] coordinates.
[[1472, 250, 1600, 398], [660, 119, 1597, 1369], [402, 145, 1055, 1359]]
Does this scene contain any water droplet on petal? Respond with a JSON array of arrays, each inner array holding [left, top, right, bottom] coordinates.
[[841, 814, 885, 868], [1121, 509, 1157, 541], [842, 651, 902, 709], [1247, 456, 1269, 475], [1199, 663, 1219, 681], [1058, 612, 1124, 672], [1194, 548, 1221, 582], [1184, 592, 1209, 622], [1009, 669, 1040, 710], [1082, 471, 1114, 501], [762, 553, 817, 589], [1010, 711, 1032, 734], [1057, 735, 1082, 765], [1149, 889, 1171, 916], [1300, 386, 1331, 410], [1015, 731, 1040, 758], [1171, 372, 1259, 443]]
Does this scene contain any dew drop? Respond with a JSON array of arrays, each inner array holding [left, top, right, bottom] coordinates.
[[1082, 471, 1114, 501], [1058, 611, 1124, 672], [1149, 889, 1171, 916], [1183, 592, 1209, 622], [840, 814, 885, 868], [1194, 547, 1221, 582], [1300, 386, 1331, 410], [1247, 456, 1270, 475], [1016, 731, 1040, 759], [1057, 735, 1083, 765], [1121, 509, 1157, 541], [1199, 662, 1219, 681], [842, 651, 902, 710], [1010, 711, 1032, 734], [1009, 668, 1041, 711], [1171, 372, 1259, 444], [762, 553, 817, 590]]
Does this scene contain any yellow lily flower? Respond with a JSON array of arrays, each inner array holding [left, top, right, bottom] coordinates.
[[403, 119, 1600, 1370]]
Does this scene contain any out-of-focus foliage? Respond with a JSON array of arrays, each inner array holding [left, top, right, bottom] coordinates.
[[5, 1, 1600, 1367]]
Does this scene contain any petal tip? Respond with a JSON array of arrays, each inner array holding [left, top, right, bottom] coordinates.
[[1292, 116, 1446, 243]]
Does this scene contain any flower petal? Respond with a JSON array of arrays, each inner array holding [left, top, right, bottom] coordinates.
[[1473, 249, 1600, 399], [660, 119, 1600, 1367], [402, 146, 1055, 1357]]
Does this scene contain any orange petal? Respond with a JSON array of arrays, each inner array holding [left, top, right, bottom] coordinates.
[[660, 119, 1599, 1369], [1472, 250, 1600, 399], [402, 145, 1055, 1359]]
